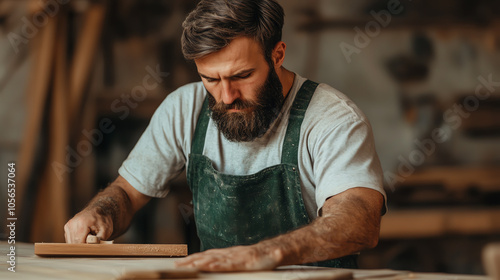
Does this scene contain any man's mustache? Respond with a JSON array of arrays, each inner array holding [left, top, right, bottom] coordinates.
[[212, 98, 261, 111]]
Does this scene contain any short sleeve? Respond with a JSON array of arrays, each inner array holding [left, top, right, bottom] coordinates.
[[118, 83, 205, 198], [312, 120, 387, 215]]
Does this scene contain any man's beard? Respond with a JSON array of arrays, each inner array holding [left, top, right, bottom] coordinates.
[[207, 67, 284, 142]]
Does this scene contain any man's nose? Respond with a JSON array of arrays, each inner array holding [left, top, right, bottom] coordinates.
[[221, 80, 240, 104]]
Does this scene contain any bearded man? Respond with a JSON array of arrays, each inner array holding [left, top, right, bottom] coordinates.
[[64, 0, 387, 272]]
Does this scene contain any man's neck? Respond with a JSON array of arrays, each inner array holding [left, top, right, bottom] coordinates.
[[277, 67, 295, 99]]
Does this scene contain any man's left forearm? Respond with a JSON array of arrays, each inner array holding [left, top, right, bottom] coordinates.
[[175, 187, 383, 271], [257, 187, 383, 266]]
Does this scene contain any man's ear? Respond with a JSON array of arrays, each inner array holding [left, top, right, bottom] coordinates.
[[271, 41, 286, 70]]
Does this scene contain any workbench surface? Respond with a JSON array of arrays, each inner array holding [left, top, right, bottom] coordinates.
[[1, 242, 491, 280]]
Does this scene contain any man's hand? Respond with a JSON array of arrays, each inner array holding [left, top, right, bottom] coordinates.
[[175, 244, 283, 272], [63, 176, 151, 244], [64, 209, 113, 244]]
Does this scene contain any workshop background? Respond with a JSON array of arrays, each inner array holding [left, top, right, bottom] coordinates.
[[1, 0, 500, 275]]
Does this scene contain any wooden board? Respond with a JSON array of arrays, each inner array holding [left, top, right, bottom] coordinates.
[[34, 243, 187, 257]]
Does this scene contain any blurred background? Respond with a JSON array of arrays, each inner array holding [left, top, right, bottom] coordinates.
[[1, 0, 500, 275]]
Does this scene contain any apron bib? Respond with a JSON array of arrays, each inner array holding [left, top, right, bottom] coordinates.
[[187, 80, 357, 268]]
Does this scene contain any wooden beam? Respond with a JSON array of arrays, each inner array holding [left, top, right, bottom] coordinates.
[[16, 5, 58, 240], [30, 9, 70, 243], [68, 3, 106, 126]]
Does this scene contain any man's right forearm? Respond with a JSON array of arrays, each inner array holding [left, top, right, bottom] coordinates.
[[65, 176, 150, 243], [84, 183, 135, 239]]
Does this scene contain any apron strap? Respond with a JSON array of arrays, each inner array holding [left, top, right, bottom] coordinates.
[[281, 80, 319, 165], [191, 96, 211, 155]]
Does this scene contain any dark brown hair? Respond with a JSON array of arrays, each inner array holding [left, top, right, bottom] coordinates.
[[181, 0, 284, 62]]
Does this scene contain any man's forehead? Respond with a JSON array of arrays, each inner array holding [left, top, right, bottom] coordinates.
[[195, 37, 266, 77], [197, 61, 257, 78]]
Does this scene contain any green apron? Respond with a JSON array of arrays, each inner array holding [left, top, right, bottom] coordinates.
[[187, 80, 358, 268]]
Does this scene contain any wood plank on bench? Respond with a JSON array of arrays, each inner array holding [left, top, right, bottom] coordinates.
[[34, 243, 187, 257]]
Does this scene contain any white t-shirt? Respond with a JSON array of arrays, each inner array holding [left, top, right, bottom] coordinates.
[[119, 73, 387, 219]]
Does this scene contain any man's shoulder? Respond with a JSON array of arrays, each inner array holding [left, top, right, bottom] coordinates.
[[305, 81, 369, 127], [167, 81, 207, 102], [155, 81, 207, 114]]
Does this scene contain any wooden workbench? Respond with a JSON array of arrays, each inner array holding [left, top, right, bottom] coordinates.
[[0, 242, 491, 280]]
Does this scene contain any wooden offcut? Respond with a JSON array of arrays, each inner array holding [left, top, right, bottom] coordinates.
[[484, 243, 500, 280], [117, 268, 199, 279], [34, 243, 187, 257]]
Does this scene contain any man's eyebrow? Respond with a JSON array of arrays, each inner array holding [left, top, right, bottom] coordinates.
[[230, 68, 255, 77], [198, 72, 215, 80], [198, 68, 255, 80]]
